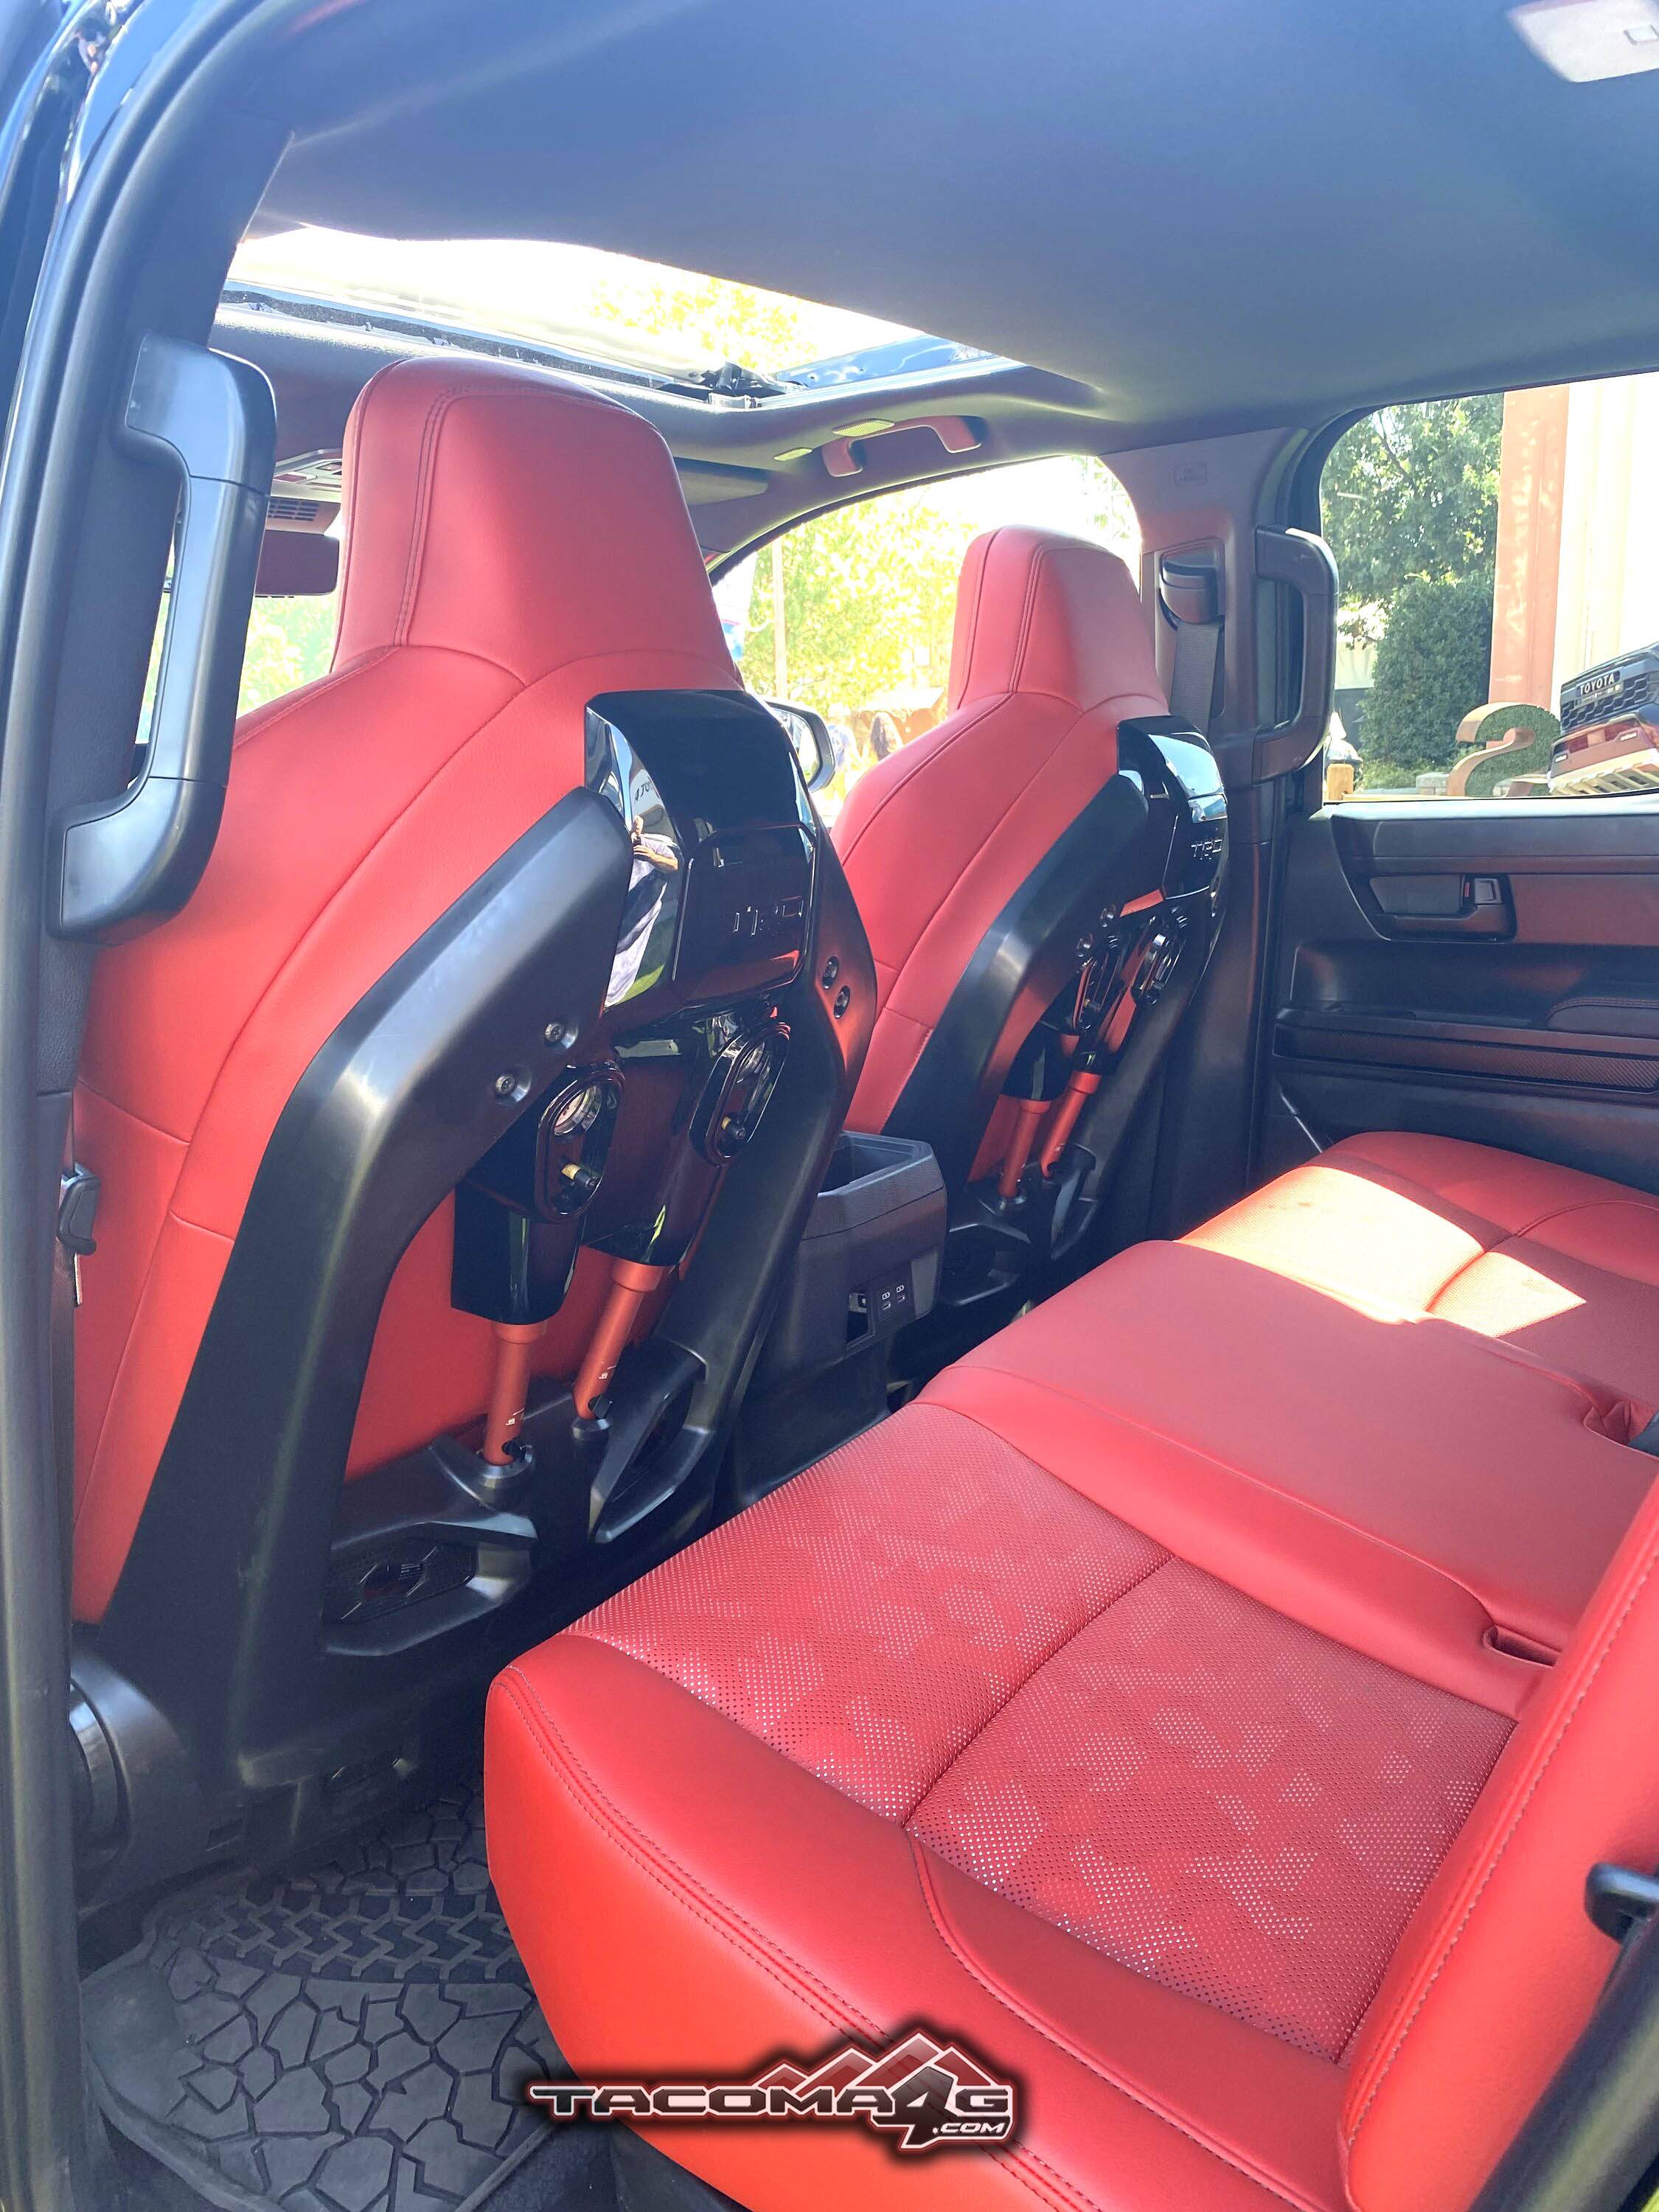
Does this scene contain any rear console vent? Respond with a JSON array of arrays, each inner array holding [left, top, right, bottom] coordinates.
[[266, 495, 327, 527]]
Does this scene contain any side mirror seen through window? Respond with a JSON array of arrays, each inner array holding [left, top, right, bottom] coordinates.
[[767, 699, 838, 792]]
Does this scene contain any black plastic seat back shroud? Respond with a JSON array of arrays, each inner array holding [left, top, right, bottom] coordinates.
[[97, 788, 632, 1787], [884, 770, 1150, 1192]]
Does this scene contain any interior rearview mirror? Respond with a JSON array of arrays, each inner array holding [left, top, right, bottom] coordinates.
[[767, 699, 838, 793]]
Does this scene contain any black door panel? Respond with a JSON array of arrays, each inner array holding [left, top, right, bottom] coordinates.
[[1264, 799, 1659, 1197], [1332, 801, 1659, 946]]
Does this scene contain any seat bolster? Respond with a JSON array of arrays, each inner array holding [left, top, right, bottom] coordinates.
[[917, 1858, 1349, 2212], [1341, 1478, 1659, 2212], [487, 1635, 1337, 2212]]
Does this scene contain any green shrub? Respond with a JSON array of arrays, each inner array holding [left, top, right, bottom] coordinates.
[[1360, 572, 1494, 789]]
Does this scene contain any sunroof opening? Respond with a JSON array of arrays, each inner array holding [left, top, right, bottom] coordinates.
[[228, 229, 996, 389]]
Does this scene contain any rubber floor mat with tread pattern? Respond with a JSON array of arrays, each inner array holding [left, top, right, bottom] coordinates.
[[81, 1781, 563, 2212]]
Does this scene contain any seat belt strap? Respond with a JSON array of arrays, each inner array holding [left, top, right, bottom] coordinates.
[[1169, 613, 1222, 734], [1158, 547, 1225, 734]]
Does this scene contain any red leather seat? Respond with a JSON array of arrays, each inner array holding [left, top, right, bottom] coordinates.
[[72, 356, 737, 1622], [488, 1356, 1659, 2211], [1187, 1130, 1659, 1408], [833, 525, 1165, 1138], [934, 1235, 1652, 1655]]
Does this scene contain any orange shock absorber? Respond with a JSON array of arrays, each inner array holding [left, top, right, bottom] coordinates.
[[571, 1256, 671, 1419], [481, 1321, 547, 1465], [1038, 1066, 1104, 1177], [997, 1096, 1050, 1203]]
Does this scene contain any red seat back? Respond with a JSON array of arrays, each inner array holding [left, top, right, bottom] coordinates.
[[72, 357, 737, 1621], [833, 524, 1165, 1133]]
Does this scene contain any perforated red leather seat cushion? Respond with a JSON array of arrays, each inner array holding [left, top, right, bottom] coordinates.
[[905, 1556, 1509, 2062], [488, 1403, 1534, 2212], [578, 1408, 1166, 1819], [1189, 1131, 1659, 1408]]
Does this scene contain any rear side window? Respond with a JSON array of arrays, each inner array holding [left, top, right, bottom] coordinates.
[[1320, 377, 1659, 802], [240, 590, 338, 714], [136, 568, 338, 758], [715, 455, 1138, 824]]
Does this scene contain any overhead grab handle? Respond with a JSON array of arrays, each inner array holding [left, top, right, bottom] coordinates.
[[1253, 526, 1338, 782], [52, 333, 276, 939], [821, 415, 981, 479]]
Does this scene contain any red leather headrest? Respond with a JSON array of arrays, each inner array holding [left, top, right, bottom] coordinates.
[[332, 357, 734, 687], [945, 526, 1164, 716]]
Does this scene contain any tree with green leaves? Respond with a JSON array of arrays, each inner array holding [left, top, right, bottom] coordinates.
[[238, 594, 339, 714], [1358, 574, 1495, 789], [1323, 394, 1503, 786], [1322, 394, 1501, 620], [741, 490, 966, 712]]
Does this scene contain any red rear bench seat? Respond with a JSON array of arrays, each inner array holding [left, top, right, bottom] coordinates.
[[1189, 1131, 1659, 1409], [487, 1133, 1659, 2212]]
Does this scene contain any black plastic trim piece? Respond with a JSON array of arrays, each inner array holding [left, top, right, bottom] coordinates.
[[1253, 526, 1338, 782], [1276, 1009, 1659, 1093], [97, 788, 630, 1790], [53, 333, 276, 939], [1586, 1862, 1659, 1944], [1331, 797, 1659, 850], [582, 1335, 705, 1541], [885, 771, 1149, 1190], [1471, 1882, 1659, 2212], [321, 1437, 538, 1660]]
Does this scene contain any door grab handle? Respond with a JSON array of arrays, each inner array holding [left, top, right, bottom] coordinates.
[[1368, 871, 1512, 933], [1254, 526, 1338, 781], [52, 333, 275, 939]]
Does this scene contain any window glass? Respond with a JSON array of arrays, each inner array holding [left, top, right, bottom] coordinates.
[[230, 226, 973, 386], [717, 456, 1140, 824], [136, 576, 338, 757], [1321, 377, 1659, 801], [239, 592, 338, 714]]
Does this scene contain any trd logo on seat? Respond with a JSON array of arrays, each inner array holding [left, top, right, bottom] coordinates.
[[525, 2027, 1018, 2153]]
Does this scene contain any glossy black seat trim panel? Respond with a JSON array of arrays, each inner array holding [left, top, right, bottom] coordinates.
[[883, 771, 1149, 1191], [96, 788, 632, 1789]]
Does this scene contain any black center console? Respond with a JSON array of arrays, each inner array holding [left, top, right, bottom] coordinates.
[[732, 1128, 947, 1505]]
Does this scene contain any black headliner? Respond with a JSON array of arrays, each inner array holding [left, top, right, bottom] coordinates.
[[260, 0, 1659, 442]]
